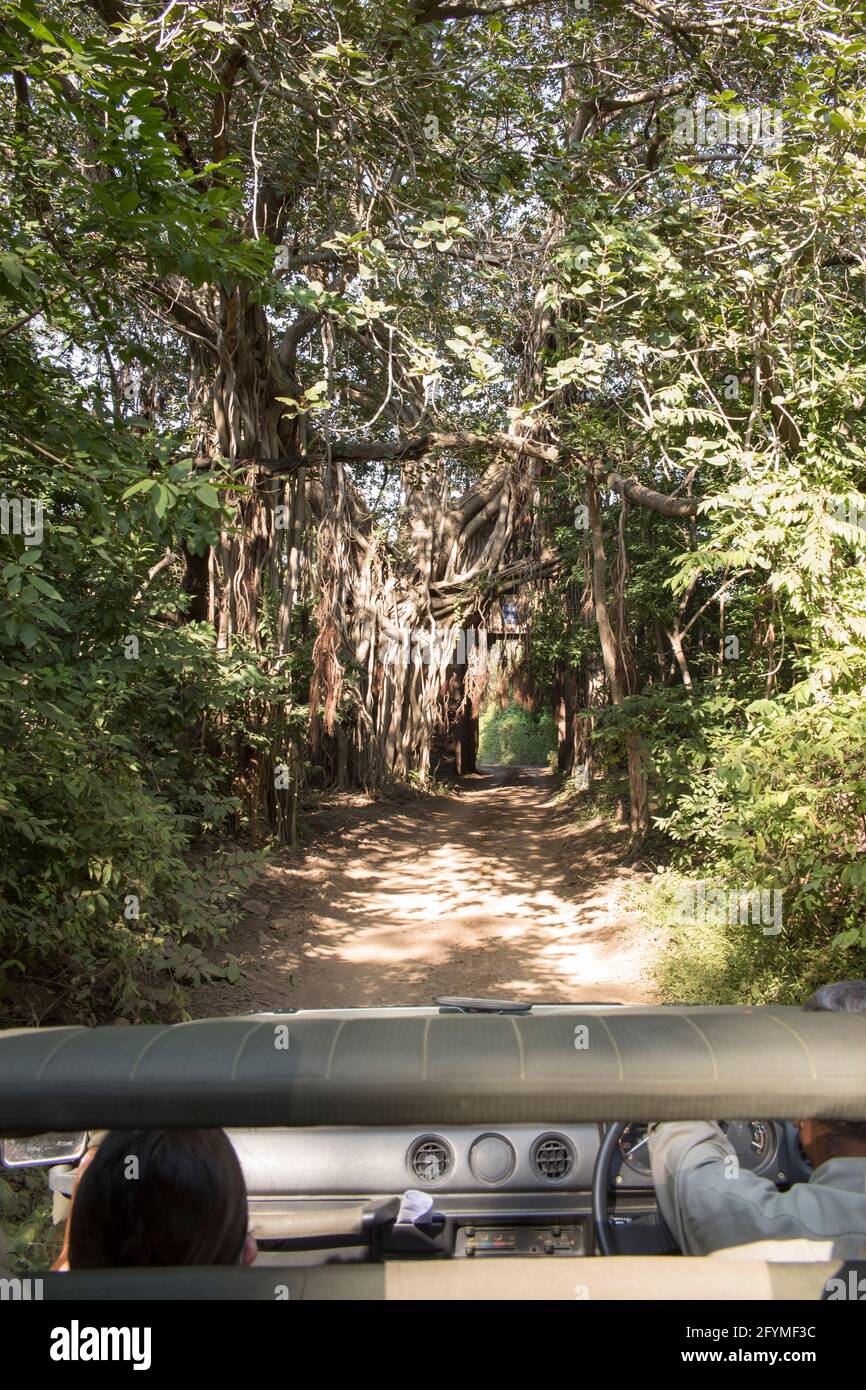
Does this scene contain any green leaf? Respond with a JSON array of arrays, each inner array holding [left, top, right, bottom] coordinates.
[[27, 574, 63, 602], [0, 253, 23, 288], [121, 478, 157, 500], [195, 483, 221, 509]]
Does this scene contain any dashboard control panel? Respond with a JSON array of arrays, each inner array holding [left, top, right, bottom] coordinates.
[[454, 1221, 587, 1257]]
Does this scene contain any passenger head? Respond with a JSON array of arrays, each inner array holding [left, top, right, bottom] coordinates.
[[67, 1129, 256, 1269], [799, 980, 866, 1165]]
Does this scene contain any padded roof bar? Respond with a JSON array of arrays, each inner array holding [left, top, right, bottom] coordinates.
[[1, 1006, 866, 1134]]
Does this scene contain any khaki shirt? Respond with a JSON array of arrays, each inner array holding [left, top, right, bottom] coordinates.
[[649, 1120, 866, 1260]]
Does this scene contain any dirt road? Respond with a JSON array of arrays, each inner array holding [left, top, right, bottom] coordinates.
[[193, 767, 660, 1014]]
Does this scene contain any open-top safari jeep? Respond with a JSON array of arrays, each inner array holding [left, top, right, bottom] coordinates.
[[2, 1000, 865, 1299]]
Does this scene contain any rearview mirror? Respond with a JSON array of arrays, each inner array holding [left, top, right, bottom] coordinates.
[[1, 1132, 88, 1168]]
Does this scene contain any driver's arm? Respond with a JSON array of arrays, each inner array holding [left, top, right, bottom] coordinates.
[[649, 1121, 804, 1256]]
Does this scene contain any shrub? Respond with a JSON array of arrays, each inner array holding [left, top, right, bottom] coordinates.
[[0, 635, 282, 1026]]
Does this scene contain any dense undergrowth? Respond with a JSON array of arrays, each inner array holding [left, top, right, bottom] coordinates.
[[0, 1168, 59, 1276], [0, 615, 313, 1025], [0, 350, 313, 1028], [575, 683, 866, 1003]]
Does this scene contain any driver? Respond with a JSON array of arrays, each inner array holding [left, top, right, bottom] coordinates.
[[649, 979, 866, 1258]]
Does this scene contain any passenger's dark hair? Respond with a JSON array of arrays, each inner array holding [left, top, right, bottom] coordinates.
[[67, 1129, 249, 1269], [802, 980, 866, 1146]]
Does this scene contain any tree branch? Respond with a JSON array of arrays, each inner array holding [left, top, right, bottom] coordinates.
[[598, 468, 699, 518]]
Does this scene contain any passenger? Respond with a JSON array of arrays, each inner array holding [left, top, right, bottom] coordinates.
[[52, 1129, 257, 1269], [649, 979, 866, 1258]]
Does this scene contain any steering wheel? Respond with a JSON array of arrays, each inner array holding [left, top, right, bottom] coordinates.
[[591, 1122, 679, 1256]]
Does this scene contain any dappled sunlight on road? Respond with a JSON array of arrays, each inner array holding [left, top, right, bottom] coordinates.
[[195, 767, 660, 1012]]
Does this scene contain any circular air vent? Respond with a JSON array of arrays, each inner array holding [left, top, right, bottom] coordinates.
[[532, 1134, 575, 1183], [409, 1135, 453, 1185]]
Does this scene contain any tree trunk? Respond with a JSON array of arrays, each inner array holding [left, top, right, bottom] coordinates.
[[586, 477, 649, 842]]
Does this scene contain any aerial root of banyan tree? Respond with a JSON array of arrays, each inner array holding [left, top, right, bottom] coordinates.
[[190, 381, 693, 833], [200, 443, 563, 793]]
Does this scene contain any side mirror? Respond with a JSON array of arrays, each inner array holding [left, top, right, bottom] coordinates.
[[1, 1133, 88, 1169]]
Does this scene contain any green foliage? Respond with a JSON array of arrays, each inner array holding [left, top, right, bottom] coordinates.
[[478, 699, 557, 767], [523, 587, 597, 694], [0, 1168, 60, 1275], [0, 624, 288, 1024], [653, 686, 866, 950], [633, 868, 863, 1007], [0, 341, 276, 1026], [601, 682, 866, 1000], [0, 9, 309, 1024], [535, 2, 866, 1002]]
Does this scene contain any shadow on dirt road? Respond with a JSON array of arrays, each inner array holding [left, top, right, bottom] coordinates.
[[193, 766, 661, 1014]]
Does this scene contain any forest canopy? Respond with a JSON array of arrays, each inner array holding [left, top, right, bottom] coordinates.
[[2, 0, 866, 1023]]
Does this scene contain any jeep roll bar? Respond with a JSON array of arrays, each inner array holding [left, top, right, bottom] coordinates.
[[2, 1006, 865, 1134]]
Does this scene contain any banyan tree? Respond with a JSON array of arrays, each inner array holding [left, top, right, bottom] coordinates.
[[45, 0, 809, 844]]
